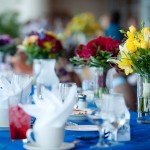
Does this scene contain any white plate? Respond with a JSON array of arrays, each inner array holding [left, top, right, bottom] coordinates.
[[65, 125, 98, 131], [24, 142, 75, 150]]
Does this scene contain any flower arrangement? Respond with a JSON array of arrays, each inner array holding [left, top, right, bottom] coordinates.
[[64, 12, 102, 37], [70, 36, 120, 69], [0, 35, 16, 55], [109, 24, 150, 75], [20, 30, 63, 62], [108, 23, 150, 119]]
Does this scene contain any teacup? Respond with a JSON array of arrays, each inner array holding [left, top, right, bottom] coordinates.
[[26, 126, 64, 148]]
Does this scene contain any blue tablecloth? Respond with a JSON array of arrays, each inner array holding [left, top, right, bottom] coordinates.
[[0, 111, 150, 150]]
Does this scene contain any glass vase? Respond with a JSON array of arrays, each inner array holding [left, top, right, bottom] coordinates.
[[33, 59, 59, 96], [137, 74, 150, 123], [93, 67, 109, 98]]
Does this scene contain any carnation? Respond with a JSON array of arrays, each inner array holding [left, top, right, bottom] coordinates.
[[70, 36, 120, 68]]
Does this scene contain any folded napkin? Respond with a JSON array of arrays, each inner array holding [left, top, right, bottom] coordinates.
[[20, 85, 77, 129], [0, 73, 32, 127], [0, 73, 33, 106]]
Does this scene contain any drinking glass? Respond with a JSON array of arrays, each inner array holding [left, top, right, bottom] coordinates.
[[8, 94, 31, 140], [87, 93, 127, 148], [59, 82, 77, 102], [59, 82, 78, 126], [103, 94, 127, 141]]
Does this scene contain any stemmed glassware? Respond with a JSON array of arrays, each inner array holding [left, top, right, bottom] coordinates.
[[59, 82, 78, 126], [87, 93, 127, 148], [59, 82, 77, 103]]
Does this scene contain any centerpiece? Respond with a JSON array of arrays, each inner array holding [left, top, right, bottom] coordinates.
[[20, 30, 64, 92], [62, 12, 102, 47], [0, 35, 16, 62], [70, 36, 120, 98], [109, 23, 150, 123]]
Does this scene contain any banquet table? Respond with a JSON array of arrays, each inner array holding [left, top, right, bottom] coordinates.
[[0, 111, 150, 150]]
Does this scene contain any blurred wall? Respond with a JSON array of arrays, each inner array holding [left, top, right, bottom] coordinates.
[[140, 0, 150, 26], [51, 0, 141, 28], [0, 0, 149, 27], [0, 0, 52, 22], [52, 0, 112, 18]]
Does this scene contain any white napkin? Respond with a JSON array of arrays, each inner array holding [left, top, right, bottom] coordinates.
[[20, 85, 77, 129], [36, 59, 59, 90], [0, 73, 33, 106]]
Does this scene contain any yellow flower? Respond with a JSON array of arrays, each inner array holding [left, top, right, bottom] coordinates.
[[43, 42, 53, 50], [23, 35, 38, 46], [142, 27, 150, 42], [125, 39, 137, 53], [46, 31, 56, 38], [120, 51, 129, 59], [118, 58, 133, 75], [140, 40, 149, 49], [127, 31, 134, 39], [129, 25, 136, 33], [133, 40, 140, 48]]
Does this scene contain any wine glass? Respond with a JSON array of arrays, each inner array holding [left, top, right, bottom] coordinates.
[[59, 82, 77, 102], [87, 109, 114, 148], [103, 93, 127, 142], [59, 82, 78, 126], [87, 93, 127, 148]]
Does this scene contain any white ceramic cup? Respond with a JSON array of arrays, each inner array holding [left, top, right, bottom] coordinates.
[[26, 126, 64, 148]]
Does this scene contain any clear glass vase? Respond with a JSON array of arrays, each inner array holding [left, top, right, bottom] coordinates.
[[137, 74, 150, 123], [33, 59, 59, 96], [93, 67, 109, 98]]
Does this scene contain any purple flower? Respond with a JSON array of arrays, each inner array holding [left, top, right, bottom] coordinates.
[[0, 35, 13, 46]]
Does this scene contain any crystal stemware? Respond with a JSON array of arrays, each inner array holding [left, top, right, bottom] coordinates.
[[59, 82, 78, 126], [87, 109, 114, 148], [87, 93, 127, 148], [59, 82, 77, 102]]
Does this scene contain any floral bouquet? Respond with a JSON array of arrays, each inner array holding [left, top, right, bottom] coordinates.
[[61, 12, 103, 48], [110, 25, 150, 75], [0, 35, 16, 55], [70, 36, 120, 69], [109, 23, 150, 119], [71, 36, 120, 97], [64, 12, 102, 37], [20, 30, 63, 62]]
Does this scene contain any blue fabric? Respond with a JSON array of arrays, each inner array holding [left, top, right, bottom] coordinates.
[[0, 111, 150, 150], [105, 23, 123, 41]]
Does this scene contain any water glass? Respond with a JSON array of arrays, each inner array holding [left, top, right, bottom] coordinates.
[[87, 93, 127, 148], [8, 94, 31, 140], [59, 82, 77, 102]]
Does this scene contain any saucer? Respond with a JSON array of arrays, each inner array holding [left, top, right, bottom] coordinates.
[[23, 142, 75, 150], [0, 126, 9, 131], [65, 125, 98, 131]]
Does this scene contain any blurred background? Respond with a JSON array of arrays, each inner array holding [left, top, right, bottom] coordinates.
[[0, 0, 149, 36], [0, 0, 149, 111]]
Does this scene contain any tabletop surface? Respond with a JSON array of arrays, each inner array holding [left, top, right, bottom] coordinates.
[[0, 111, 150, 150]]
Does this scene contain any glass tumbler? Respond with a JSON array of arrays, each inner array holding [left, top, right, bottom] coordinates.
[[8, 94, 31, 140]]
